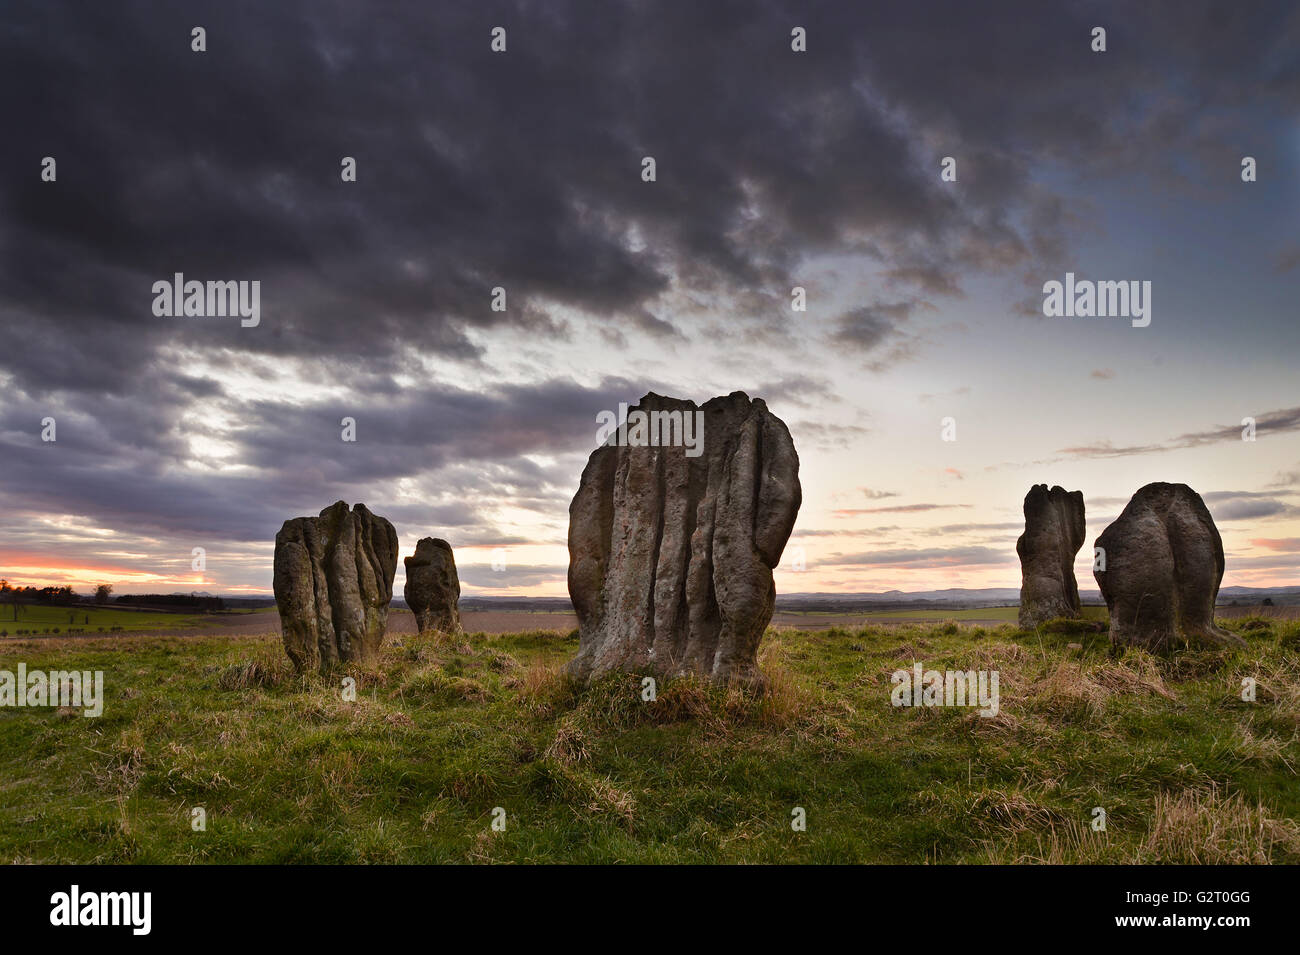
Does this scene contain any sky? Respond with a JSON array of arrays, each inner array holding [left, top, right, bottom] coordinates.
[[1, 0, 1298, 599]]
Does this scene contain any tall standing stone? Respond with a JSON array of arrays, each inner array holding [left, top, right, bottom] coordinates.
[[272, 501, 398, 673], [1016, 484, 1086, 627], [403, 538, 462, 634], [567, 392, 801, 688], [1093, 482, 1244, 651]]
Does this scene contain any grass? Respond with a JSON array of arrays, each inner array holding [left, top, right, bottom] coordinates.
[[0, 604, 218, 635], [0, 614, 1297, 863]]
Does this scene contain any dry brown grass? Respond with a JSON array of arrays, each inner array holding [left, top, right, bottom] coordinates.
[[516, 660, 574, 717], [543, 719, 590, 765], [1029, 654, 1174, 718], [1140, 788, 1300, 863], [1219, 726, 1297, 773], [968, 788, 1071, 833], [982, 786, 1300, 863], [216, 650, 293, 691]]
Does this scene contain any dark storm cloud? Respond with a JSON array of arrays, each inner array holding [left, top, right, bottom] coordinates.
[[748, 375, 840, 409], [8, 1, 1286, 385], [0, 374, 641, 543], [231, 375, 641, 488], [2, 0, 1294, 562], [831, 303, 914, 350]]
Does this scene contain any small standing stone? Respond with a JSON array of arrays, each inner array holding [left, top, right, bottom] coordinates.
[[404, 538, 462, 634], [1016, 484, 1085, 627]]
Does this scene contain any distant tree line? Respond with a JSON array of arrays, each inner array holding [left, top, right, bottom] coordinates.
[[0, 582, 226, 619], [0, 582, 78, 605], [113, 593, 225, 611]]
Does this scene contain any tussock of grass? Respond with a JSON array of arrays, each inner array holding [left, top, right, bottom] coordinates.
[[217, 652, 292, 691], [1, 617, 1297, 863], [528, 759, 637, 827], [543, 719, 589, 765], [968, 788, 1071, 832], [1025, 652, 1174, 721]]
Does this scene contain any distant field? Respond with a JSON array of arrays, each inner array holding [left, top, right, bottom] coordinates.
[[771, 605, 1112, 628], [0, 604, 227, 635]]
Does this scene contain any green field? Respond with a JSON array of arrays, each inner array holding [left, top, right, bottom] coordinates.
[[1, 615, 1297, 863], [0, 604, 218, 635]]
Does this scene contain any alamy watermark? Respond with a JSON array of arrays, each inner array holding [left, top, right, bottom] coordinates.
[[152, 273, 260, 327], [891, 662, 999, 717], [1042, 272, 1150, 327], [595, 403, 705, 458], [0, 664, 103, 717], [50, 885, 150, 935]]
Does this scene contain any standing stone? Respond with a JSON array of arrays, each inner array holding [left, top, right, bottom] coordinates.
[[403, 538, 462, 634], [567, 392, 801, 688], [1016, 484, 1086, 627], [273, 501, 398, 673], [1093, 482, 1244, 651]]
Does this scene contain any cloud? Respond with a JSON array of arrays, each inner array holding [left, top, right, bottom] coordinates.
[[834, 503, 971, 516], [2, 0, 1296, 592], [1059, 406, 1300, 459], [921, 521, 1025, 536], [827, 546, 1008, 568], [1203, 491, 1300, 523], [1249, 538, 1300, 552], [747, 375, 840, 409], [0, 375, 643, 546], [918, 386, 971, 403], [459, 564, 569, 591], [789, 420, 871, 451]]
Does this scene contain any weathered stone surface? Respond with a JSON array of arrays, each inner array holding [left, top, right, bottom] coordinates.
[[567, 391, 801, 688], [1016, 484, 1086, 627], [403, 538, 461, 634], [1093, 482, 1243, 651], [272, 501, 398, 673]]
